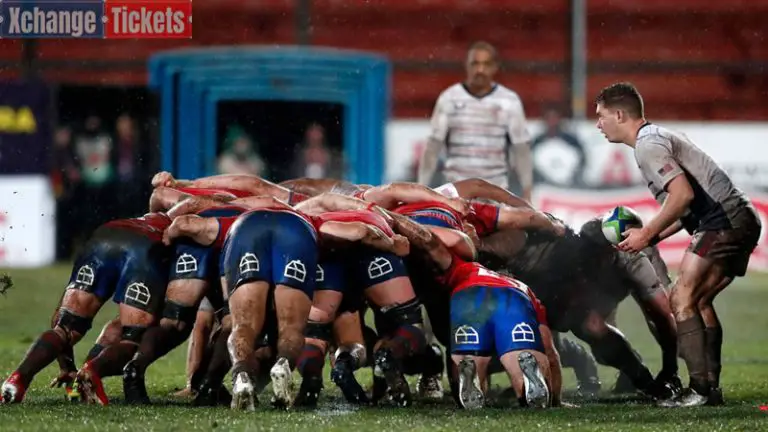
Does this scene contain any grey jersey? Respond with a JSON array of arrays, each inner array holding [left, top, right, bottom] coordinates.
[[634, 123, 752, 232]]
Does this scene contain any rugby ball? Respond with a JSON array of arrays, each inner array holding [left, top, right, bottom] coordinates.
[[601, 206, 643, 245]]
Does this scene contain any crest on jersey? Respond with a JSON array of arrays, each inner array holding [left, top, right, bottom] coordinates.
[[511, 323, 535, 343], [175, 253, 198, 274], [239, 253, 260, 273], [125, 282, 151, 307], [367, 257, 393, 280], [75, 265, 94, 286], [284, 260, 307, 283], [453, 102, 465, 110], [315, 264, 325, 283], [454, 325, 479, 345]]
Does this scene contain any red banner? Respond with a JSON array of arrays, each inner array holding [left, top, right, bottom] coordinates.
[[533, 187, 768, 271]]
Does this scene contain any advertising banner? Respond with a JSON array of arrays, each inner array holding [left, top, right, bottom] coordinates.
[[0, 80, 51, 175]]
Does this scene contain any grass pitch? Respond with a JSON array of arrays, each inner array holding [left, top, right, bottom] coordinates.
[[0, 264, 767, 431]]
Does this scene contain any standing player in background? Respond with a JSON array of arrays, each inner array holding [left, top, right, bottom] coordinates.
[[418, 41, 533, 202], [596, 82, 762, 407]]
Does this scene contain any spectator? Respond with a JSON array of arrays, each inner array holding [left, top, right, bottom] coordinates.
[[217, 126, 265, 176], [114, 114, 147, 218], [73, 114, 117, 237], [531, 106, 587, 187], [292, 123, 342, 179], [50, 125, 80, 259]]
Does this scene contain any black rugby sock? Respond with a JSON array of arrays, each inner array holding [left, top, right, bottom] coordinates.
[[677, 315, 710, 395], [16, 330, 67, 386], [297, 344, 325, 377], [90, 342, 138, 378], [201, 327, 233, 388], [705, 326, 723, 388], [134, 326, 192, 370], [388, 324, 427, 361], [586, 329, 654, 390], [86, 344, 106, 362]]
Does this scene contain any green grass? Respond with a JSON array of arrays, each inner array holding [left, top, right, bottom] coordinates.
[[0, 265, 767, 431]]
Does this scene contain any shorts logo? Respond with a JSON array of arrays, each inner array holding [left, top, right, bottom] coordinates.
[[367, 257, 393, 280], [239, 253, 260, 273], [511, 322, 535, 343], [75, 265, 95, 286], [125, 282, 151, 307], [284, 260, 307, 283], [315, 265, 325, 283], [175, 253, 198, 274], [454, 325, 479, 345]]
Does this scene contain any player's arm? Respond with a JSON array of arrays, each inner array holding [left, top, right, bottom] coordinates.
[[507, 97, 534, 202], [230, 195, 292, 211], [363, 182, 469, 215], [294, 192, 390, 221], [387, 211, 455, 271], [278, 178, 343, 197], [620, 145, 692, 252], [497, 206, 565, 236], [162, 215, 221, 246], [189, 174, 294, 200], [166, 195, 230, 219], [149, 186, 187, 213], [451, 178, 533, 209], [658, 220, 684, 243], [318, 221, 410, 257], [418, 93, 449, 186]]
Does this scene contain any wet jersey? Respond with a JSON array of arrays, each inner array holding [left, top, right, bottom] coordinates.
[[311, 209, 395, 237], [176, 186, 252, 199], [103, 213, 171, 243], [393, 201, 463, 230], [467, 201, 500, 236]]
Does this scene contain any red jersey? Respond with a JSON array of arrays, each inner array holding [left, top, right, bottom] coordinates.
[[287, 191, 310, 205], [176, 186, 252, 199], [437, 256, 547, 324], [467, 201, 500, 237], [212, 206, 314, 248], [103, 213, 171, 243], [393, 201, 463, 231], [311, 209, 394, 237]]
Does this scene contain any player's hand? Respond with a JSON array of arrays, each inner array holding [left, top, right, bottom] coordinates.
[[163, 215, 198, 245], [392, 234, 411, 257], [618, 227, 651, 253], [152, 171, 176, 188], [49, 370, 76, 388], [550, 219, 567, 237], [448, 198, 470, 216]]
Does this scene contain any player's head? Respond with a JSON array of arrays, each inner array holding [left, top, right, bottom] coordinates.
[[595, 82, 645, 144], [466, 41, 498, 90]]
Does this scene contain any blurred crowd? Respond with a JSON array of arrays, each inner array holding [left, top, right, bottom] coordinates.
[[51, 114, 157, 260]]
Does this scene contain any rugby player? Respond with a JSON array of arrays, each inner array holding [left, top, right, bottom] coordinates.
[[1, 212, 172, 404], [418, 41, 533, 201], [388, 210, 561, 409], [596, 82, 762, 407]]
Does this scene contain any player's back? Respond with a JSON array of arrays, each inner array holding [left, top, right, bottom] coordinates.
[[636, 124, 752, 231], [101, 213, 171, 243]]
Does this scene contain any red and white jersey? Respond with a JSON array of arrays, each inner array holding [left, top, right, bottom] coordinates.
[[104, 212, 171, 243], [175, 186, 252, 199], [393, 201, 463, 231], [430, 83, 531, 188], [437, 256, 547, 324], [312, 209, 394, 237]]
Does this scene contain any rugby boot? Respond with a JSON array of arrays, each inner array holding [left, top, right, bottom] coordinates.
[[652, 373, 683, 400], [576, 377, 601, 399], [457, 358, 484, 410], [76, 363, 109, 406], [416, 343, 445, 400], [270, 357, 294, 409], [658, 387, 708, 408], [193, 380, 232, 407], [230, 371, 257, 412], [331, 352, 369, 405], [374, 348, 412, 407], [1, 372, 27, 404], [294, 374, 323, 408], [122, 360, 150, 405], [612, 371, 636, 394], [518, 351, 550, 408], [706, 387, 725, 406]]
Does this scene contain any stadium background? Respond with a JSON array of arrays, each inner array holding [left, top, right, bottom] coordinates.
[[0, 0, 766, 271]]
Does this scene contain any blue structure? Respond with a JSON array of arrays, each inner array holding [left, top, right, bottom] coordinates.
[[148, 46, 391, 185]]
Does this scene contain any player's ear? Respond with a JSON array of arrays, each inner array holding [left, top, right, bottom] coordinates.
[[616, 108, 627, 124]]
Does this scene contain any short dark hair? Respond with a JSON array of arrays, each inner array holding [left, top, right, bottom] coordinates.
[[468, 41, 498, 62], [595, 82, 644, 119]]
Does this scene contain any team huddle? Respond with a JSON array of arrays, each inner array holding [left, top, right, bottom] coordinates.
[[0, 83, 762, 411]]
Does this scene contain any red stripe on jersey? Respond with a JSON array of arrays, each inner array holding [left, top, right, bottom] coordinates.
[[312, 210, 394, 237], [393, 201, 462, 222], [103, 212, 171, 243], [467, 202, 500, 236], [214, 216, 238, 248], [176, 186, 252, 199], [288, 191, 310, 205]]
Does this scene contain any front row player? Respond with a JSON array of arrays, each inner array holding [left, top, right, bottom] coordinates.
[[388, 211, 561, 409]]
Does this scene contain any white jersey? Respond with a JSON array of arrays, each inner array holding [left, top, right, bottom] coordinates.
[[430, 83, 531, 188]]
